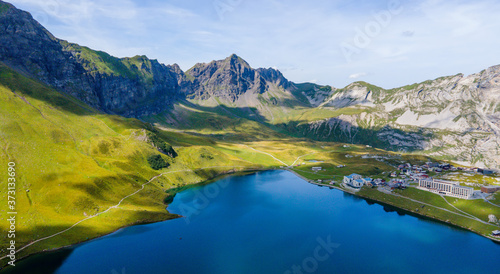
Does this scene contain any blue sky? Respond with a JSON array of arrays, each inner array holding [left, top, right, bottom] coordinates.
[[8, 0, 500, 88]]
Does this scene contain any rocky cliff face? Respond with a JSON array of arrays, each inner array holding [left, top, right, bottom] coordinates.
[[0, 1, 294, 118], [0, 1, 96, 104], [0, 1, 183, 117], [185, 54, 290, 102], [293, 68, 500, 168], [182, 54, 302, 123]]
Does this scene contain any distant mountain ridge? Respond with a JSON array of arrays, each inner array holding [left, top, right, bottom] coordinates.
[[0, 1, 296, 117], [288, 70, 500, 169], [0, 0, 184, 117], [1, 0, 499, 168]]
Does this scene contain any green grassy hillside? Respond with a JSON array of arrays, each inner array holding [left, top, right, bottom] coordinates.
[[1, 57, 499, 269], [0, 63, 261, 263], [60, 41, 155, 84], [2, 60, 374, 266]]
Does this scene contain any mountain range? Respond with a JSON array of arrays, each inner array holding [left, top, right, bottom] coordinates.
[[1, 0, 499, 169], [2, 1, 500, 267]]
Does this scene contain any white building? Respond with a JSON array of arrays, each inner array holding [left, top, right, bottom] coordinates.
[[343, 174, 371, 188], [418, 178, 474, 199]]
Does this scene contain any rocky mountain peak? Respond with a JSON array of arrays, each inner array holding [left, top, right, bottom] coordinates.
[[0, 1, 185, 117], [0, 1, 14, 14], [256, 67, 290, 89], [168, 63, 183, 73], [185, 54, 291, 101], [0, 1, 58, 46], [0, 1, 92, 97], [220, 54, 252, 78], [224, 53, 250, 67]]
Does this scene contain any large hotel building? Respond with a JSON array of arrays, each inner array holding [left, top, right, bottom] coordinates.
[[417, 179, 474, 199]]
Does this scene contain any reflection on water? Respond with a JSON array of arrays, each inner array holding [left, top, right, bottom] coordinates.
[[342, 191, 364, 202]]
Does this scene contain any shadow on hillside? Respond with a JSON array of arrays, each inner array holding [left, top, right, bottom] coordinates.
[[0, 63, 158, 134], [179, 96, 311, 123], [155, 101, 295, 142], [2, 62, 432, 153], [0, 209, 176, 273], [1, 63, 280, 146], [0, 63, 93, 116], [180, 100, 269, 124], [0, 223, 101, 273], [161, 100, 433, 153], [274, 120, 434, 153], [69, 173, 148, 202]]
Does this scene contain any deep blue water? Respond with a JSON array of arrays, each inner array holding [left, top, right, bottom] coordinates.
[[6, 170, 500, 273]]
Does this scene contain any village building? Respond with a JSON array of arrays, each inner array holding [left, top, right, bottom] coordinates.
[[478, 168, 495, 175], [413, 173, 429, 179], [481, 185, 500, 194], [418, 178, 474, 199], [343, 174, 371, 188], [373, 178, 384, 186], [492, 230, 500, 237], [426, 162, 439, 168]]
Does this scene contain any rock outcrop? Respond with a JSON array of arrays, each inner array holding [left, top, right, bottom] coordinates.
[[0, 1, 183, 117], [185, 54, 290, 102]]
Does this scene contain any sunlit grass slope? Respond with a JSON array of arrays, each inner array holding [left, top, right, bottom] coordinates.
[[0, 63, 258, 262]]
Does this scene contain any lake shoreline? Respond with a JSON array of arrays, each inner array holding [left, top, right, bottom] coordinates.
[[286, 168, 500, 244], [0, 167, 270, 271], [0, 169, 498, 273], [2, 167, 499, 271]]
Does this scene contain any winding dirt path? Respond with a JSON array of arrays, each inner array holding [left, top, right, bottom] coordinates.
[[0, 166, 243, 260]]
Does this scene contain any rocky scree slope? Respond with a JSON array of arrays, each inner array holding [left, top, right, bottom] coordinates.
[[294, 68, 500, 168]]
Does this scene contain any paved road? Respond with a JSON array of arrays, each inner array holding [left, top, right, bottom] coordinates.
[[439, 195, 483, 221], [377, 188, 497, 227], [484, 199, 500, 208]]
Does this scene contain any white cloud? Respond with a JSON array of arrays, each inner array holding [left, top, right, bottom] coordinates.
[[349, 73, 367, 79]]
